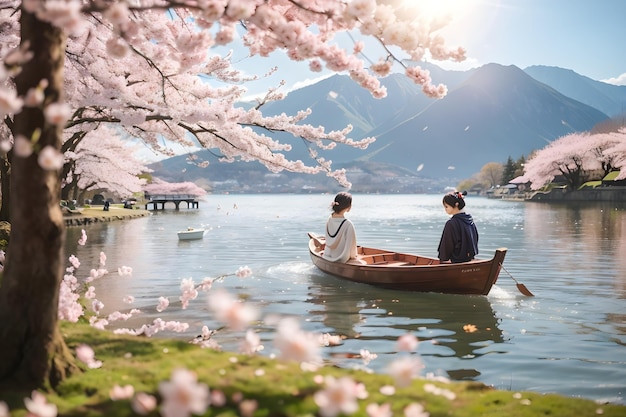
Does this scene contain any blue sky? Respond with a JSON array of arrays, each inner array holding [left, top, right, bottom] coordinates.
[[225, 0, 626, 97], [437, 0, 626, 84]]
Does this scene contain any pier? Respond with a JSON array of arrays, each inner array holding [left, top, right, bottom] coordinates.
[[144, 194, 200, 210]]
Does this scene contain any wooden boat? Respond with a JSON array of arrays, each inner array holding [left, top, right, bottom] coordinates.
[[308, 234, 507, 295], [177, 228, 205, 241]]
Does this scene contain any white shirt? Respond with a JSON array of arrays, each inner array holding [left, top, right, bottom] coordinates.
[[322, 215, 357, 263]]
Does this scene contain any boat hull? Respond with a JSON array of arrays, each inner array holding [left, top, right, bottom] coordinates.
[[177, 229, 205, 240], [308, 238, 506, 295]]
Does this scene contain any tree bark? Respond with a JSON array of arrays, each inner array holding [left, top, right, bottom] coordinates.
[[0, 153, 10, 222], [0, 11, 79, 390]]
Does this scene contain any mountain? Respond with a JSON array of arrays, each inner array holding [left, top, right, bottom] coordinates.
[[148, 154, 449, 194], [150, 63, 620, 189], [356, 64, 609, 178], [524, 65, 626, 118]]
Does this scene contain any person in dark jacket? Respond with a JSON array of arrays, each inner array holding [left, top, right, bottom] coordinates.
[[437, 191, 479, 263]]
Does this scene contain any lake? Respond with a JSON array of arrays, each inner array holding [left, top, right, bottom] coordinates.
[[64, 194, 626, 405]]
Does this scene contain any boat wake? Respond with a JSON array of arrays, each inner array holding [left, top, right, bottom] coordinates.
[[259, 262, 317, 284]]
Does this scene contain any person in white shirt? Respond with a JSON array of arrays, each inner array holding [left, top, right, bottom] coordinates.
[[322, 192, 360, 263]]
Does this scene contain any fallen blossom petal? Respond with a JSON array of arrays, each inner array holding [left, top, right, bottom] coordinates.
[[110, 384, 134, 400], [131, 392, 157, 415], [159, 368, 210, 417], [404, 402, 429, 417], [24, 391, 57, 417]]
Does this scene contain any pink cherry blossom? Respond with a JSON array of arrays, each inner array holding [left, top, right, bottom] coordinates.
[[91, 299, 104, 314], [360, 349, 378, 365], [404, 403, 429, 417], [0, 87, 23, 117], [89, 316, 109, 330], [387, 356, 424, 388], [131, 392, 157, 415], [107, 311, 135, 322], [23, 391, 57, 417], [158, 368, 210, 417], [58, 277, 84, 322], [109, 384, 135, 400], [118, 266, 133, 276], [210, 390, 226, 407], [366, 403, 392, 417], [77, 229, 87, 246], [313, 375, 367, 417], [396, 333, 419, 352], [423, 383, 456, 400], [13, 135, 33, 158], [379, 385, 395, 396], [197, 277, 214, 292], [43, 102, 72, 126], [75, 344, 103, 369], [235, 265, 253, 278], [239, 329, 262, 355], [37, 146, 64, 170], [84, 286, 96, 299], [157, 296, 170, 312], [68, 254, 80, 269], [239, 399, 258, 417], [0, 401, 8, 417], [273, 317, 321, 364], [207, 288, 259, 331], [24, 81, 46, 107], [180, 278, 199, 309]]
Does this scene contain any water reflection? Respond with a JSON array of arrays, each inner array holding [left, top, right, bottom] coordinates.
[[522, 202, 626, 296], [307, 272, 505, 380]]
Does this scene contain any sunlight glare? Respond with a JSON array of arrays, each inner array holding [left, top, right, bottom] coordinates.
[[405, 0, 475, 20]]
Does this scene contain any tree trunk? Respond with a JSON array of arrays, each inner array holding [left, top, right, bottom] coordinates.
[[0, 11, 79, 391], [0, 153, 10, 222]]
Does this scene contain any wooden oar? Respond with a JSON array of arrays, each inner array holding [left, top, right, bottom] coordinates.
[[499, 263, 534, 296]]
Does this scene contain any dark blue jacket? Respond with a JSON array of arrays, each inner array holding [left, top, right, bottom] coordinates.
[[437, 213, 479, 263]]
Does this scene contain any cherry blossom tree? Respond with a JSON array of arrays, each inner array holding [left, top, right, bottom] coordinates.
[[62, 125, 150, 201], [589, 129, 626, 179], [522, 129, 626, 189], [143, 178, 207, 197], [0, 0, 466, 391], [605, 129, 626, 179]]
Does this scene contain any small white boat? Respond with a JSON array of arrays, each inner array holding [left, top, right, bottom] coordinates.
[[177, 228, 205, 241]]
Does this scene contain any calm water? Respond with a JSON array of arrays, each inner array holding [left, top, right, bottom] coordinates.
[[64, 194, 626, 404]]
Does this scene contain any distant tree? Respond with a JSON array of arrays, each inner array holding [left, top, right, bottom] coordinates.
[[143, 178, 207, 197], [501, 155, 527, 183], [606, 131, 626, 180], [502, 156, 517, 183], [478, 162, 504, 188], [522, 130, 626, 189], [62, 126, 150, 201], [585, 129, 625, 178], [515, 155, 527, 178]]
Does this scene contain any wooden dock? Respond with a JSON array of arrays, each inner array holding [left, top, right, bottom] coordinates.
[[144, 194, 200, 210]]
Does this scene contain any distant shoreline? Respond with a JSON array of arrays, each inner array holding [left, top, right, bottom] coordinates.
[[64, 206, 151, 227]]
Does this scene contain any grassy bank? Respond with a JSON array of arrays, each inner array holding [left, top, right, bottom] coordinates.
[[1, 321, 624, 417], [64, 206, 151, 227]]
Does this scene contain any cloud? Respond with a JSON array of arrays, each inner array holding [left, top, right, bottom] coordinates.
[[601, 72, 626, 86]]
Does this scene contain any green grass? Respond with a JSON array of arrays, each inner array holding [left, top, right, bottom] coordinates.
[[1, 321, 624, 417]]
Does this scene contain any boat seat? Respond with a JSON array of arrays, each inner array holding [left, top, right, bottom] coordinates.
[[372, 261, 411, 266]]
